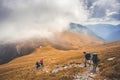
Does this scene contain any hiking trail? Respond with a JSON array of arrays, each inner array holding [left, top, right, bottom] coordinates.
[[51, 63, 99, 80], [33, 62, 100, 80]]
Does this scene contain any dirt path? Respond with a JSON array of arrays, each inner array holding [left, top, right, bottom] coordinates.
[[74, 72, 94, 80], [74, 65, 99, 80], [33, 62, 99, 80], [51, 63, 84, 73], [51, 63, 99, 80]]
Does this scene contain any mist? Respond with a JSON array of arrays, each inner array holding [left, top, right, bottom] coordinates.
[[0, 0, 89, 42], [0, 0, 120, 43]]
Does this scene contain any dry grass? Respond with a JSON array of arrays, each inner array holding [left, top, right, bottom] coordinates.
[[0, 41, 120, 80], [85, 42, 120, 80], [98, 46, 120, 80], [0, 46, 85, 80], [36, 67, 84, 80]]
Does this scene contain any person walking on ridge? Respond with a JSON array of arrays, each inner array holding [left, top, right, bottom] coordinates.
[[83, 52, 91, 67], [92, 52, 100, 73]]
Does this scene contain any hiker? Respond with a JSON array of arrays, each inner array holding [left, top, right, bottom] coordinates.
[[92, 52, 100, 73], [83, 52, 91, 67], [40, 58, 44, 68], [36, 61, 40, 70]]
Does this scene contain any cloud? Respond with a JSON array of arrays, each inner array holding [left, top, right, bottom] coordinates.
[[0, 0, 119, 42], [87, 0, 120, 21], [0, 0, 89, 42]]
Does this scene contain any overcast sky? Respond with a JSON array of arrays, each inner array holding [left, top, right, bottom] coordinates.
[[0, 0, 120, 42]]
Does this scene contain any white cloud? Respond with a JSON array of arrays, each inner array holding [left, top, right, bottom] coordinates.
[[0, 0, 119, 42], [88, 0, 120, 21], [0, 0, 89, 42]]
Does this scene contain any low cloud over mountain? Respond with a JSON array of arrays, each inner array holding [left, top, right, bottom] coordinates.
[[0, 0, 120, 42]]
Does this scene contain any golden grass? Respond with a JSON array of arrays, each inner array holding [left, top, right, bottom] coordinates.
[[98, 46, 120, 80], [0, 46, 86, 80], [0, 41, 120, 80]]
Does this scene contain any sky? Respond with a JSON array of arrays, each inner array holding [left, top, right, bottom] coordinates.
[[0, 0, 120, 42]]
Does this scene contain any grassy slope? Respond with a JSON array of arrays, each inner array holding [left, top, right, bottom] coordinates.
[[0, 46, 86, 80], [0, 41, 120, 80], [99, 45, 120, 80], [0, 30, 103, 65], [86, 41, 120, 80]]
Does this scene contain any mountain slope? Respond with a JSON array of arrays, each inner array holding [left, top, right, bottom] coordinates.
[[0, 40, 43, 65], [69, 23, 103, 40], [0, 41, 120, 80], [107, 30, 120, 41], [0, 44, 18, 64], [0, 31, 103, 65], [59, 31, 103, 48], [86, 24, 120, 41]]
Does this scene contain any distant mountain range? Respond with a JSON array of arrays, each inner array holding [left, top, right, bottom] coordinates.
[[69, 23, 104, 40], [69, 23, 120, 42], [86, 24, 120, 41], [107, 30, 120, 41]]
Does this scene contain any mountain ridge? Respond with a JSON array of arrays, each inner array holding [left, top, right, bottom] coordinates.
[[86, 24, 120, 41], [0, 30, 103, 65], [69, 23, 104, 40]]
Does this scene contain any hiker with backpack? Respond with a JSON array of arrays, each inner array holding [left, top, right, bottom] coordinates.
[[36, 61, 40, 70], [39, 58, 44, 70], [92, 52, 100, 73], [83, 52, 91, 67], [40, 58, 44, 66], [35, 58, 44, 70]]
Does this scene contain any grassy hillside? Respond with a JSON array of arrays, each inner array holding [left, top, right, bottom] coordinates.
[[0, 46, 86, 80], [0, 31, 103, 65], [85, 41, 120, 80], [0, 41, 120, 80], [98, 45, 120, 80]]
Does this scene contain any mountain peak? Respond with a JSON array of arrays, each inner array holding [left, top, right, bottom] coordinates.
[[69, 23, 104, 41]]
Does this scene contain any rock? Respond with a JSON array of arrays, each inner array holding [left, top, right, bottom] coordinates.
[[107, 57, 116, 61], [51, 63, 84, 73], [74, 73, 94, 80]]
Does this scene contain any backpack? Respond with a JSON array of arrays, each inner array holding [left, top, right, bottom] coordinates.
[[85, 53, 91, 60], [92, 53, 100, 64], [40, 59, 43, 65], [36, 62, 40, 66]]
